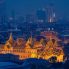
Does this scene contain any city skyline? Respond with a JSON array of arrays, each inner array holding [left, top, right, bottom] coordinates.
[[6, 0, 69, 20]]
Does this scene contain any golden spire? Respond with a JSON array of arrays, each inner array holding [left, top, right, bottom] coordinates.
[[8, 33, 14, 44], [25, 37, 32, 49], [4, 33, 14, 50], [9, 33, 13, 40]]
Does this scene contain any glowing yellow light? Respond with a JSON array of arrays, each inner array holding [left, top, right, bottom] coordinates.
[[31, 53, 37, 58]]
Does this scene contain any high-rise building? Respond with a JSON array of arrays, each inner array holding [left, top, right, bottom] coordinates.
[[25, 14, 35, 23], [47, 4, 57, 23], [36, 8, 46, 23], [8, 10, 16, 28]]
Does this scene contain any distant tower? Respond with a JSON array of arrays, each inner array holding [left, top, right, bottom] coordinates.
[[9, 10, 16, 28], [47, 4, 56, 23], [0, 0, 6, 24], [25, 14, 35, 23], [36, 8, 46, 23]]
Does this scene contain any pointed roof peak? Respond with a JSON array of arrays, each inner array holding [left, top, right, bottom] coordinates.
[[8, 33, 14, 41]]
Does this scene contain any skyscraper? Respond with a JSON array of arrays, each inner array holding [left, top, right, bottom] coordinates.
[[25, 14, 35, 23], [47, 4, 56, 23], [8, 10, 16, 28], [36, 8, 46, 23]]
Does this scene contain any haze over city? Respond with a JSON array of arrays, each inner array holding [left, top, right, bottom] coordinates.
[[6, 0, 69, 19]]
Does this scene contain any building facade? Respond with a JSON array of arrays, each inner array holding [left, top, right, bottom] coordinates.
[[0, 31, 64, 62]]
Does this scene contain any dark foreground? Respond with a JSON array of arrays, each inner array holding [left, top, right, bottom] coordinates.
[[0, 58, 69, 69]]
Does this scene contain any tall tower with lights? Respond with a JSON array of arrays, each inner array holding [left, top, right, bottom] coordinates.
[[47, 4, 57, 23]]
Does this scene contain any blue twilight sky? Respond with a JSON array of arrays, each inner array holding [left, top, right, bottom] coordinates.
[[6, 0, 69, 19]]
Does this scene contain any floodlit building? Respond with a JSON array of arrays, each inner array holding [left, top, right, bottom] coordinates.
[[0, 31, 64, 62]]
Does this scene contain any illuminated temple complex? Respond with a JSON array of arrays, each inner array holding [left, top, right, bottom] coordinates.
[[0, 31, 64, 62]]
